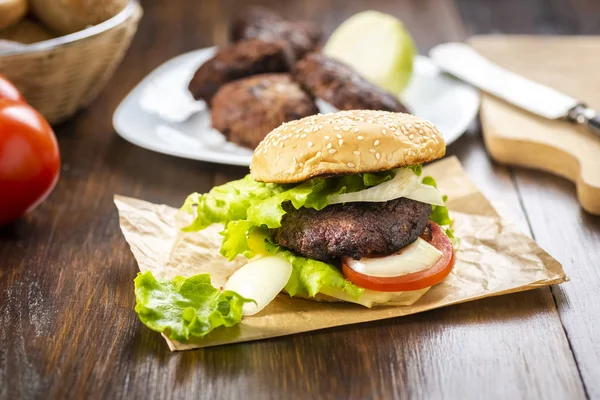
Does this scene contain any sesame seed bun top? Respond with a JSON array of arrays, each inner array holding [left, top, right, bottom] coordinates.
[[250, 110, 446, 183]]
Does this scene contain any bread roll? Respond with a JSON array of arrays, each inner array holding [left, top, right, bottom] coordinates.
[[250, 110, 445, 183], [30, 0, 128, 34], [0, 18, 57, 44], [0, 0, 28, 30]]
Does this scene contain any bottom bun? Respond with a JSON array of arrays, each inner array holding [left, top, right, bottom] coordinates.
[[285, 286, 431, 308], [292, 292, 345, 303]]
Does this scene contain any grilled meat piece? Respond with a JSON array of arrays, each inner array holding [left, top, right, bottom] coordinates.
[[188, 39, 294, 104], [211, 73, 318, 149], [293, 53, 410, 113], [273, 197, 431, 261]]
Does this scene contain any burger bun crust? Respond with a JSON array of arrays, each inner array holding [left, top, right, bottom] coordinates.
[[250, 110, 445, 183]]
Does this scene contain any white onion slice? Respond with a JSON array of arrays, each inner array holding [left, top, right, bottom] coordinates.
[[224, 256, 292, 316], [327, 168, 445, 206], [344, 238, 442, 278], [328, 168, 420, 204], [404, 184, 445, 206]]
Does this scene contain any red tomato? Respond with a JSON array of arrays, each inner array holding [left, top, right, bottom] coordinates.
[[0, 74, 25, 102], [342, 221, 455, 292], [0, 99, 60, 226]]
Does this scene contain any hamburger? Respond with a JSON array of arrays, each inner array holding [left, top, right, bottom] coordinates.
[[179, 110, 456, 309]]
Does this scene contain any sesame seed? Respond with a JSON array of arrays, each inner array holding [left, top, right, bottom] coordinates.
[[329, 149, 337, 154], [300, 133, 307, 138], [382, 129, 387, 134], [409, 134, 415, 140], [376, 153, 381, 160], [308, 141, 313, 147], [334, 126, 340, 131], [353, 151, 360, 156], [338, 139, 343, 146], [327, 143, 332, 149], [295, 134, 300, 138], [357, 136, 364, 140], [342, 126, 350, 131], [369, 148, 376, 153], [336, 134, 342, 139], [354, 127, 359, 132], [347, 162, 355, 168], [316, 151, 322, 157], [324, 136, 330, 140], [374, 140, 380, 146]]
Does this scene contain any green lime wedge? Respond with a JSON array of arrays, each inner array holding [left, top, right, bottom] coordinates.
[[324, 10, 416, 94]]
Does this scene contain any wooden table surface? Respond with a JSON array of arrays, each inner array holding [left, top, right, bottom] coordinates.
[[2, 0, 600, 399]]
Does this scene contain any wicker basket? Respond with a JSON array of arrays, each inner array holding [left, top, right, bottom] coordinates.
[[0, 2, 142, 125]]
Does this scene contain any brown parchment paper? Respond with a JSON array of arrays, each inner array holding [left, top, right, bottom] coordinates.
[[115, 156, 567, 351]]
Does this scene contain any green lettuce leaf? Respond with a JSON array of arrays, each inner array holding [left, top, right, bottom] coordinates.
[[407, 165, 423, 177], [134, 271, 254, 341], [276, 247, 364, 299], [180, 175, 285, 232], [421, 175, 457, 243], [220, 220, 257, 260]]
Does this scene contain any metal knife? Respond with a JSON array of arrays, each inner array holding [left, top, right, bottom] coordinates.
[[430, 42, 600, 137]]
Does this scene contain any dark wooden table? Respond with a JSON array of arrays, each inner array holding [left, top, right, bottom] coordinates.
[[2, 0, 600, 399]]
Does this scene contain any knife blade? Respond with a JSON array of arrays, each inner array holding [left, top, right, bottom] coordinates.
[[430, 42, 600, 136]]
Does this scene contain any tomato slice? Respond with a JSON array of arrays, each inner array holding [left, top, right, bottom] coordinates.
[[342, 221, 455, 292], [0, 99, 60, 226]]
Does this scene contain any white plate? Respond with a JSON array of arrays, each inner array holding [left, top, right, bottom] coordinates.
[[113, 47, 479, 166]]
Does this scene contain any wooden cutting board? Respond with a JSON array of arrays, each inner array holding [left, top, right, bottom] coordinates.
[[468, 35, 600, 215]]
